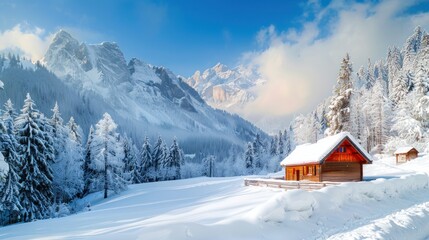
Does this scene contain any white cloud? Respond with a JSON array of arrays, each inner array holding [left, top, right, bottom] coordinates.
[[0, 24, 53, 61], [243, 0, 429, 132]]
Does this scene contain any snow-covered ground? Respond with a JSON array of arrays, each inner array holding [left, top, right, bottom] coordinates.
[[2, 155, 429, 240]]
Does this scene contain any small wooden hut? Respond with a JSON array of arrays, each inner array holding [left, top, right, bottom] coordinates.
[[280, 132, 372, 182], [394, 147, 418, 164]]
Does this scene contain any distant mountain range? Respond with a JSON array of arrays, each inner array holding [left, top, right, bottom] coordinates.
[[186, 63, 265, 117], [0, 30, 267, 157]]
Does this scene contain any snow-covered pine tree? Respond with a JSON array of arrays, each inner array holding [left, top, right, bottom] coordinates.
[[277, 130, 284, 156], [138, 136, 154, 182], [162, 138, 182, 180], [159, 143, 169, 181], [89, 113, 126, 198], [390, 71, 410, 105], [364, 59, 375, 89], [386, 47, 403, 96], [356, 66, 366, 89], [66, 117, 83, 145], [82, 125, 94, 196], [319, 108, 328, 135], [3, 99, 17, 126], [121, 135, 137, 183], [15, 93, 54, 222], [403, 26, 423, 72], [202, 155, 215, 177], [327, 54, 353, 135], [252, 133, 264, 170], [270, 135, 278, 156], [349, 88, 363, 143], [62, 117, 84, 201], [310, 111, 322, 143], [283, 129, 291, 156], [152, 136, 165, 181], [0, 160, 22, 225], [365, 79, 392, 151], [413, 64, 429, 96], [391, 98, 423, 144], [49, 102, 70, 201], [244, 142, 254, 174], [0, 100, 21, 225]]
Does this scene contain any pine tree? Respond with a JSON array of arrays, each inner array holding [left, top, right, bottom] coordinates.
[[252, 133, 264, 170], [283, 129, 291, 156], [0, 100, 22, 224], [390, 71, 410, 105], [277, 130, 284, 156], [403, 26, 423, 71], [50, 102, 69, 202], [62, 117, 84, 201], [138, 136, 153, 182], [15, 93, 54, 222], [327, 54, 353, 135], [244, 142, 254, 174], [66, 117, 82, 145], [391, 98, 423, 143], [151, 136, 165, 181], [386, 47, 403, 96], [365, 79, 392, 151], [364, 59, 375, 89], [202, 155, 215, 177], [89, 113, 126, 198], [121, 135, 137, 183], [162, 138, 182, 180], [3, 99, 17, 126], [269, 136, 278, 156], [82, 125, 94, 196], [0, 164, 22, 225], [413, 64, 429, 96]]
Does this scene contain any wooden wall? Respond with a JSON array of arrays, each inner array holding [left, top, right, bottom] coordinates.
[[285, 165, 321, 181], [321, 162, 362, 182]]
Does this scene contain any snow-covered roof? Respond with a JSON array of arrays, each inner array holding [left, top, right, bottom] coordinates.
[[394, 147, 417, 155], [280, 132, 372, 166]]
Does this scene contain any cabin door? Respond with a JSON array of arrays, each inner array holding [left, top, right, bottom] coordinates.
[[296, 170, 300, 181]]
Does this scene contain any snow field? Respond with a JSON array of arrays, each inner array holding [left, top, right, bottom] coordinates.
[[2, 155, 429, 239]]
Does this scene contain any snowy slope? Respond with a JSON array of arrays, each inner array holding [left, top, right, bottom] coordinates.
[[3, 154, 429, 239], [186, 63, 265, 113]]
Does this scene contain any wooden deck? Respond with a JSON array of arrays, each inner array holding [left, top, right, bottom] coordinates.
[[244, 178, 340, 191]]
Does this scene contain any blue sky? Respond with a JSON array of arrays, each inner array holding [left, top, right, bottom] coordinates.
[[0, 0, 315, 76], [0, 0, 429, 130]]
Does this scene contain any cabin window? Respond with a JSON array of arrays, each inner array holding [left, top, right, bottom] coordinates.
[[313, 166, 317, 176], [305, 166, 309, 174], [336, 146, 346, 153]]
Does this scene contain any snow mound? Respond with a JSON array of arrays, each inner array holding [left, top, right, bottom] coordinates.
[[252, 173, 429, 223], [250, 189, 315, 222]]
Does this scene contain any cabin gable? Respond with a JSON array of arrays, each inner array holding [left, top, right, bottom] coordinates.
[[323, 139, 367, 164]]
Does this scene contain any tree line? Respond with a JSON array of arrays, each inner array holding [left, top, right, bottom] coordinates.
[[0, 94, 184, 225]]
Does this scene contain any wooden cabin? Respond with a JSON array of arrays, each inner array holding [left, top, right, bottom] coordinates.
[[280, 132, 372, 182], [394, 147, 418, 164]]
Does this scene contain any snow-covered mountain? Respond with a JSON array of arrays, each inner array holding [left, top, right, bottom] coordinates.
[[0, 30, 266, 157], [186, 63, 265, 113]]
